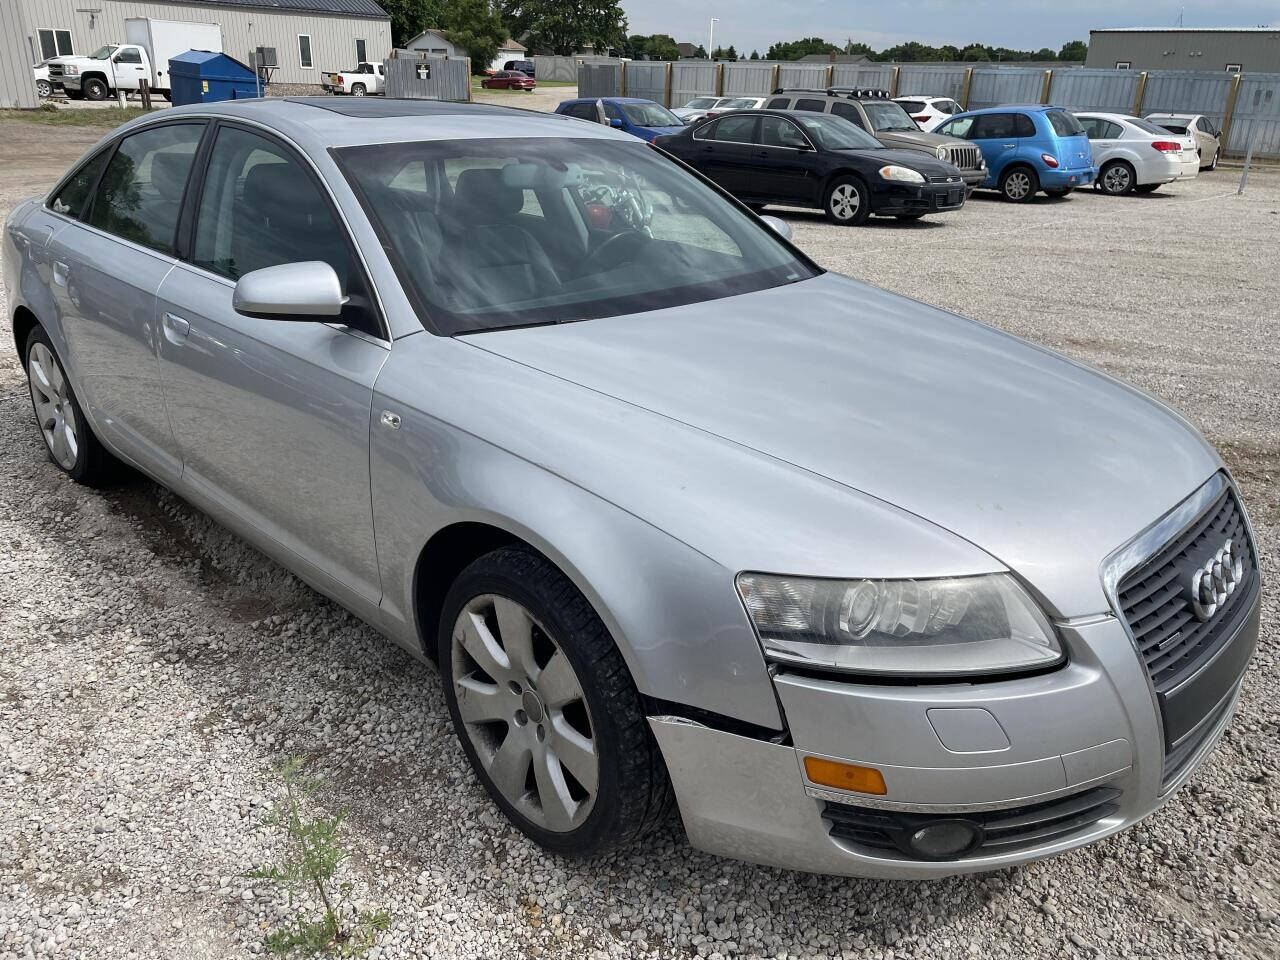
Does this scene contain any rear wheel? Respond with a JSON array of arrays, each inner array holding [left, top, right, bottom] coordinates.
[[351, 83, 366, 97], [24, 326, 122, 486], [82, 77, 109, 101], [1099, 160, 1135, 196], [998, 165, 1038, 202], [439, 545, 672, 856], [824, 176, 871, 225], [1206, 148, 1219, 171]]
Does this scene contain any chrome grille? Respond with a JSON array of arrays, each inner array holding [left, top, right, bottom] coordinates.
[[824, 786, 1121, 861], [48, 64, 65, 79], [943, 144, 981, 170], [1117, 487, 1257, 692]]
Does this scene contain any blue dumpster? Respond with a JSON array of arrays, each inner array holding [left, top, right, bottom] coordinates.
[[169, 51, 260, 105]]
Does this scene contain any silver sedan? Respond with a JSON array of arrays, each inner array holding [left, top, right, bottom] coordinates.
[[1075, 112, 1199, 195], [3, 98, 1261, 878]]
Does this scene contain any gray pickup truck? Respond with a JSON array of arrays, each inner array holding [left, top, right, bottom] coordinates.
[[765, 88, 987, 193]]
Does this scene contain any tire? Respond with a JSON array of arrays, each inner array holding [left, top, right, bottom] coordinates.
[[36, 79, 52, 98], [439, 545, 672, 857], [351, 83, 366, 97], [1098, 160, 1135, 196], [82, 77, 109, 101], [23, 325, 122, 486], [998, 165, 1038, 202], [1134, 183, 1160, 194], [824, 175, 871, 226], [1206, 148, 1219, 172]]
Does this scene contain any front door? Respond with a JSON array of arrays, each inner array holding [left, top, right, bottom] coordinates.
[[48, 121, 206, 483], [155, 123, 389, 603]]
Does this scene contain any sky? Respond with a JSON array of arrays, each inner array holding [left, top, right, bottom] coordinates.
[[623, 0, 1280, 55]]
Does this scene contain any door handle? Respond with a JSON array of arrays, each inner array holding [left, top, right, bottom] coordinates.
[[1002, 143, 1015, 148], [52, 260, 70, 286], [162, 312, 191, 342]]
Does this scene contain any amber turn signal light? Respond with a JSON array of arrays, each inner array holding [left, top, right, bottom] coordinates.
[[803, 756, 887, 795]]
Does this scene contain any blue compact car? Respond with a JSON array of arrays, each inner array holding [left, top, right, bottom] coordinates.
[[935, 105, 1097, 201], [555, 97, 688, 142]]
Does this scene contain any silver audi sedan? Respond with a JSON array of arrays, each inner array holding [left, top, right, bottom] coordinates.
[[3, 98, 1261, 878]]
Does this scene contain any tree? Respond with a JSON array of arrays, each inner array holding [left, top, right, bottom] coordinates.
[[501, 0, 628, 56], [710, 44, 738, 61], [693, 44, 707, 59], [1059, 39, 1088, 61], [441, 0, 509, 68], [380, 0, 437, 47], [960, 43, 991, 61], [765, 37, 839, 61], [625, 33, 680, 61], [749, 49, 759, 60]]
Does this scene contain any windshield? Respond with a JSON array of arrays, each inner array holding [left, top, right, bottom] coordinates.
[[721, 98, 756, 109], [89, 45, 117, 60], [795, 114, 883, 151], [686, 98, 718, 109], [336, 138, 818, 335], [861, 100, 918, 132], [621, 103, 684, 127]]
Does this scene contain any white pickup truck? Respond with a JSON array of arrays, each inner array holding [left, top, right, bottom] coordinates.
[[322, 62, 386, 96], [45, 17, 222, 101]]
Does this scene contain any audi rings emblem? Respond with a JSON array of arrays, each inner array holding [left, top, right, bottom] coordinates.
[[1189, 539, 1243, 622]]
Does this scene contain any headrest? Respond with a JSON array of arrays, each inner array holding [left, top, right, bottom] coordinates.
[[150, 151, 191, 203], [454, 167, 523, 222]]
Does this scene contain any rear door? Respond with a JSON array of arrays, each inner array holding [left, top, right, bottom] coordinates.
[[967, 113, 1022, 174], [753, 115, 822, 202], [47, 120, 206, 483], [154, 122, 388, 604], [691, 114, 760, 196]]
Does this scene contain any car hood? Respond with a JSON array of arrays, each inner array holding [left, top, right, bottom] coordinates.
[[463, 272, 1220, 616], [642, 124, 689, 137], [832, 147, 960, 178], [873, 130, 954, 151]]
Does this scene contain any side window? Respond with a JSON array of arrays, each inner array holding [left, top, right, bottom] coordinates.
[[795, 98, 827, 112], [298, 34, 313, 69], [971, 113, 1018, 139], [191, 126, 355, 290], [712, 115, 756, 143], [115, 48, 142, 64], [766, 97, 791, 109], [604, 102, 624, 122], [937, 116, 974, 139], [1103, 121, 1124, 139], [49, 149, 111, 219], [355, 39, 367, 64], [760, 116, 810, 148], [1013, 114, 1037, 137], [87, 123, 204, 255], [830, 102, 865, 128], [1076, 117, 1097, 138], [563, 103, 596, 121]]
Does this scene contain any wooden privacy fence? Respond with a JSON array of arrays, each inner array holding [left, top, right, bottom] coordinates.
[[581, 60, 1280, 157], [385, 52, 472, 101]]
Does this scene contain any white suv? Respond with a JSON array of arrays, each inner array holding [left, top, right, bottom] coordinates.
[[894, 96, 963, 131]]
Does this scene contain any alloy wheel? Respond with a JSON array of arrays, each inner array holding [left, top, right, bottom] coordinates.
[[28, 342, 79, 471], [37, 80, 52, 98], [829, 183, 861, 220], [451, 594, 598, 832], [1103, 164, 1131, 194], [1004, 171, 1032, 200]]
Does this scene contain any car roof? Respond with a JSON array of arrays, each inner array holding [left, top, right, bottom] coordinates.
[[1075, 112, 1136, 120], [560, 96, 658, 106], [959, 104, 1056, 115], [109, 96, 637, 150], [1147, 112, 1195, 119]]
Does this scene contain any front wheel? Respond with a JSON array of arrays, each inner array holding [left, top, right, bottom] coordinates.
[[36, 79, 52, 98], [24, 326, 122, 486], [824, 176, 871, 225], [439, 545, 672, 856], [82, 77, 109, 101], [998, 166, 1038, 202]]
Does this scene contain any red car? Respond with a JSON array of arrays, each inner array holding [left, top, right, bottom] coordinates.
[[481, 70, 536, 91]]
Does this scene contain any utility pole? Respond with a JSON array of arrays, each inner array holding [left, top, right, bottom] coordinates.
[[709, 17, 719, 59]]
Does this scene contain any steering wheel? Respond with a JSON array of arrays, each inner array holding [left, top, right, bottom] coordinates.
[[586, 229, 649, 271]]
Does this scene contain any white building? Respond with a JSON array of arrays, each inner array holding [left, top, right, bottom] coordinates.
[[402, 28, 528, 72], [12, 0, 391, 96]]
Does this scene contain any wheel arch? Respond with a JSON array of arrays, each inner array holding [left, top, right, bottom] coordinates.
[[12, 305, 39, 368]]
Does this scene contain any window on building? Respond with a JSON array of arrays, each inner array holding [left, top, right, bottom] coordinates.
[[356, 38, 367, 63], [298, 34, 313, 69], [1115, 60, 1131, 70], [1226, 63, 1241, 74], [37, 29, 74, 61]]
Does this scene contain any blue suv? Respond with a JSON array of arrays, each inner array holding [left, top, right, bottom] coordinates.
[[934, 106, 1096, 201], [555, 97, 687, 142]]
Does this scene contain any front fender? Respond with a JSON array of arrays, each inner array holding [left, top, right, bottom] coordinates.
[[369, 335, 784, 731]]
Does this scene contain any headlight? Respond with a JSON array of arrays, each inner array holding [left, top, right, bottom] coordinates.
[[935, 145, 947, 160], [736, 572, 1062, 677], [64, 65, 79, 76], [878, 165, 925, 184]]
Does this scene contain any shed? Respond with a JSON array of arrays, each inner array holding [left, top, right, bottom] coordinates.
[[170, 50, 260, 105]]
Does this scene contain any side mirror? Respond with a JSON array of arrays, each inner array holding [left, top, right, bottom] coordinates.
[[232, 261, 345, 320], [608, 117, 624, 128], [759, 214, 792, 241]]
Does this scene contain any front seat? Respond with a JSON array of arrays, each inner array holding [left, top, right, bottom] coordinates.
[[448, 167, 560, 307], [233, 161, 350, 282]]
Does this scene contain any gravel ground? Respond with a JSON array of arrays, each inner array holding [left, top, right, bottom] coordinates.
[[1, 113, 1278, 960]]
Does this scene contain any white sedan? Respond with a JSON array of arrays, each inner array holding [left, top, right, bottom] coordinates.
[[671, 96, 765, 123], [1075, 112, 1199, 195]]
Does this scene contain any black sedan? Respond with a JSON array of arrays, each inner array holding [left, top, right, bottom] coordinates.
[[655, 110, 967, 225]]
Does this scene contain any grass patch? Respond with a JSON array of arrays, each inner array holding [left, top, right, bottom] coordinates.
[[0, 106, 152, 128]]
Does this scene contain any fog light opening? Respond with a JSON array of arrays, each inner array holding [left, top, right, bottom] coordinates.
[[907, 820, 982, 860]]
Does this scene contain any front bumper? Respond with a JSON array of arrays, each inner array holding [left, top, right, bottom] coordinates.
[[872, 181, 967, 215], [650, 593, 1258, 879]]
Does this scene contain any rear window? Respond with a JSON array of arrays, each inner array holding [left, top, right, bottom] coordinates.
[[896, 99, 925, 113], [766, 97, 791, 109], [1129, 116, 1178, 137], [1153, 120, 1189, 135], [795, 98, 827, 112], [1046, 109, 1084, 137]]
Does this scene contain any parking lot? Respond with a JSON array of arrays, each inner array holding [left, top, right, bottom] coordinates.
[[0, 103, 1277, 960]]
